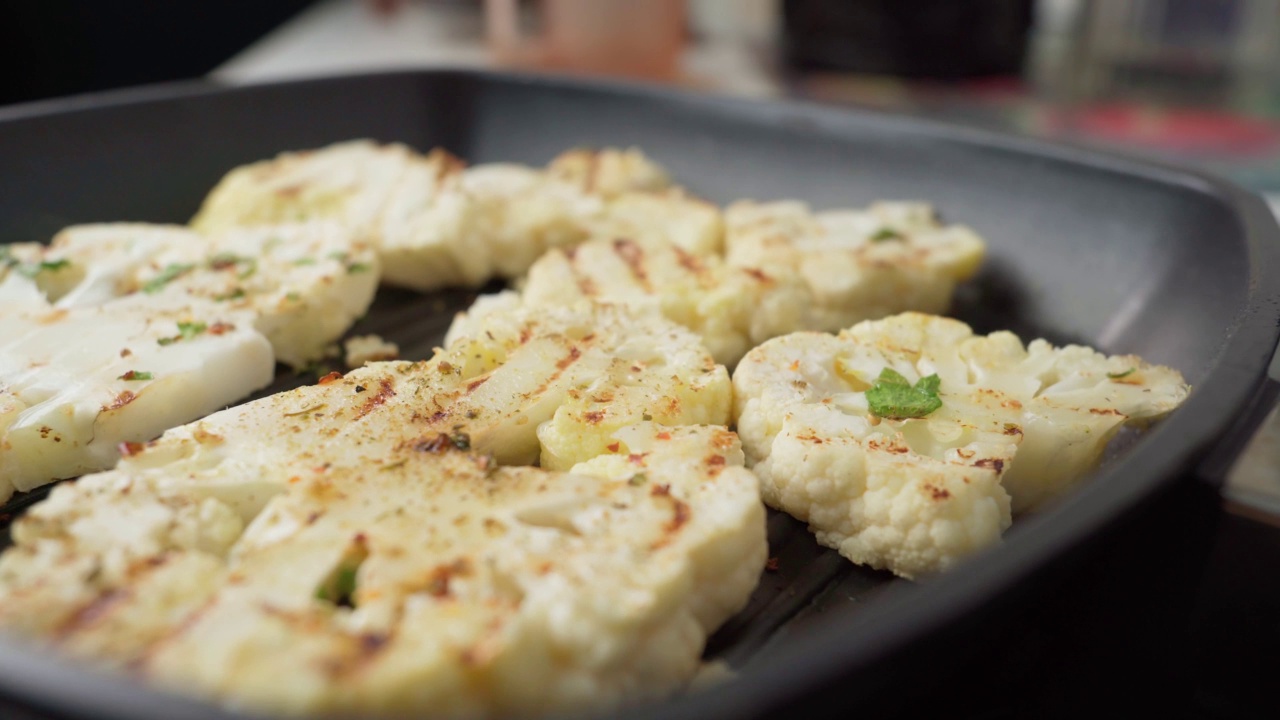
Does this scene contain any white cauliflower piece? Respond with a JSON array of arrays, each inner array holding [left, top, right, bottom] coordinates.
[[512, 237, 810, 367], [724, 200, 985, 332], [733, 312, 1190, 578], [0, 305, 762, 718], [545, 146, 672, 198], [188, 140, 688, 291], [42, 221, 379, 368], [343, 334, 400, 368]]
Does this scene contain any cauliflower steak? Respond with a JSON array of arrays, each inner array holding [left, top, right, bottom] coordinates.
[[732, 312, 1189, 578]]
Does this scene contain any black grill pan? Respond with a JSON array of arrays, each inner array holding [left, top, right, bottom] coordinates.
[[0, 69, 1278, 719]]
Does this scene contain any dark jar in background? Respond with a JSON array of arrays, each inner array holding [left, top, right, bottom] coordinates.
[[781, 0, 1036, 80]]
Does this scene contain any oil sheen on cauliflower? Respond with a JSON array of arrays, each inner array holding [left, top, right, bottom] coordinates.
[[732, 312, 1189, 579], [0, 303, 763, 718], [724, 200, 985, 333], [495, 237, 810, 367]]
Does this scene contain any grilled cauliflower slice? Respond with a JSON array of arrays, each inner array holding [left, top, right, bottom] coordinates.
[[587, 190, 724, 257], [733, 312, 1189, 579], [0, 306, 762, 717], [513, 237, 810, 367], [0, 297, 273, 499], [724, 200, 985, 332], [441, 293, 732, 469], [545, 146, 672, 197], [191, 139, 416, 239], [40, 221, 377, 367]]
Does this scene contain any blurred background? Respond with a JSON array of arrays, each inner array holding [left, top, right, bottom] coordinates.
[[6, 0, 1280, 199]]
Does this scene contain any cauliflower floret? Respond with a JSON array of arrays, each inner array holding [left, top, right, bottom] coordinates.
[[0, 304, 763, 718], [724, 200, 985, 332], [733, 312, 1190, 578], [505, 237, 809, 367], [545, 146, 672, 198]]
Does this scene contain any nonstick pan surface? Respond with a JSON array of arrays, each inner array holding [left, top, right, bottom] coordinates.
[[0, 70, 1278, 720]]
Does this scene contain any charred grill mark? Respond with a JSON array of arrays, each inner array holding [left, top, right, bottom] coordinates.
[[466, 377, 489, 393], [974, 458, 1005, 473], [613, 239, 651, 291], [355, 379, 396, 419]]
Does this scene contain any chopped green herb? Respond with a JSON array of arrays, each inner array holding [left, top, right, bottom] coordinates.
[[1107, 367, 1137, 380], [117, 370, 153, 381], [327, 251, 349, 262], [628, 473, 647, 486], [213, 288, 246, 302], [16, 258, 71, 278], [315, 567, 358, 605], [346, 262, 372, 274], [292, 257, 317, 266], [285, 291, 301, 302], [865, 368, 943, 420], [641, 413, 653, 422], [870, 227, 904, 242], [142, 263, 194, 294], [157, 320, 208, 346]]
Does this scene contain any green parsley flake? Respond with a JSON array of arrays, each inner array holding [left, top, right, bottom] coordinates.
[[865, 368, 943, 420], [346, 262, 372, 275], [628, 473, 647, 486], [1107, 367, 1137, 379], [870, 227, 904, 242], [2, 248, 73, 277], [292, 257, 317, 266], [117, 370, 153, 381], [315, 566, 359, 605], [142, 263, 195, 294], [157, 321, 208, 346], [213, 288, 246, 302]]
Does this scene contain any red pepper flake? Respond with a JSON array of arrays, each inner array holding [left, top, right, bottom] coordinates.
[[607, 442, 620, 453], [656, 432, 671, 440], [765, 557, 780, 572], [207, 321, 235, 335], [118, 441, 145, 457], [318, 371, 343, 384], [105, 390, 136, 411]]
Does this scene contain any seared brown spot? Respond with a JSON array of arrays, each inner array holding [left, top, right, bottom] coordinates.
[[742, 267, 774, 285], [1089, 407, 1123, 416], [666, 499, 691, 534], [575, 274, 599, 297], [712, 431, 736, 450], [671, 245, 704, 274], [1001, 399, 1023, 410], [355, 379, 396, 419], [628, 453, 647, 464], [1003, 424, 1023, 436], [275, 183, 303, 198], [924, 484, 951, 501], [584, 411, 605, 424], [207, 321, 235, 335], [706, 455, 727, 467], [956, 448, 975, 459], [426, 559, 471, 598], [974, 458, 1005, 473], [613, 239, 651, 290], [119, 348, 132, 358], [55, 589, 130, 638], [104, 390, 136, 411], [556, 346, 582, 370], [305, 511, 322, 526], [466, 377, 489, 393], [651, 483, 671, 497]]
